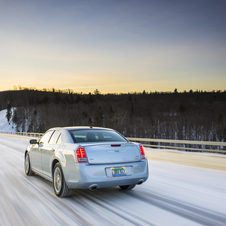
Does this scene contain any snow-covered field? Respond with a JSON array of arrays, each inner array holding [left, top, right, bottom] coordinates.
[[0, 136, 226, 226], [0, 109, 16, 132]]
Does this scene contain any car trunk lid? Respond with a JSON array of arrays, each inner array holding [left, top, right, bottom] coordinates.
[[83, 142, 141, 164]]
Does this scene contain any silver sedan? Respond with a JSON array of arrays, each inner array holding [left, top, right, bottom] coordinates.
[[24, 127, 149, 197]]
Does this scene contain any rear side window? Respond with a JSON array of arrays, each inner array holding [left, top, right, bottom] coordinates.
[[39, 131, 54, 144], [69, 129, 127, 143], [49, 130, 61, 144]]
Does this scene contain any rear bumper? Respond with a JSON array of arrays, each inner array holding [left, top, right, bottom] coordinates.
[[65, 160, 149, 189]]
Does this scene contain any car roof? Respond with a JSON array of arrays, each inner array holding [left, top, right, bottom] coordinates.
[[49, 126, 113, 131]]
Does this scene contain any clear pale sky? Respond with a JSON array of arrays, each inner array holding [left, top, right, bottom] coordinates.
[[1, 0, 226, 93]]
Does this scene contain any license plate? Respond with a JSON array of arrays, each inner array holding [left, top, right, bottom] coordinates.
[[112, 167, 126, 176]]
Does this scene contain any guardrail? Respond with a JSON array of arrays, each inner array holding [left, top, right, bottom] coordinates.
[[0, 131, 225, 154], [127, 137, 226, 154], [0, 131, 42, 138]]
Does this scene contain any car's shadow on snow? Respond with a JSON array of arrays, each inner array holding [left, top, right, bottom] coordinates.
[[70, 186, 136, 201]]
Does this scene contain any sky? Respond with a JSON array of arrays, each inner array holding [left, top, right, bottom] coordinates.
[[0, 0, 226, 93]]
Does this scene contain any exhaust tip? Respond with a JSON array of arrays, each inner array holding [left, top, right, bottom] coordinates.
[[137, 179, 144, 185], [89, 184, 98, 191]]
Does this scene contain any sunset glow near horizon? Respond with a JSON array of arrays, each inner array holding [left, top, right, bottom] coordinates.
[[0, 0, 226, 94]]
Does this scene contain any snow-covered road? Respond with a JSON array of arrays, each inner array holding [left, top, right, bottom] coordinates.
[[0, 136, 226, 226]]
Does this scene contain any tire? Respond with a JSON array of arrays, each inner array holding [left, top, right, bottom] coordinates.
[[119, 184, 136, 190], [53, 163, 72, 198], [25, 153, 34, 176]]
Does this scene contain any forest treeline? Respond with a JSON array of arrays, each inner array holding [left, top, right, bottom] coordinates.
[[1, 88, 226, 145]]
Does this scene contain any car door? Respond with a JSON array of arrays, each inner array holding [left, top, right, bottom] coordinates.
[[42, 130, 61, 178], [30, 130, 54, 173]]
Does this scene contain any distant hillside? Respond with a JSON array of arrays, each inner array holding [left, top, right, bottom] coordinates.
[[1, 89, 226, 145]]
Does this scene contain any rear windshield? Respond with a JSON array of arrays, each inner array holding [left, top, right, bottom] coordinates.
[[69, 129, 127, 143]]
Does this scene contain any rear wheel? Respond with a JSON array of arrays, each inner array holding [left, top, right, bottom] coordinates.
[[119, 184, 136, 190], [25, 153, 34, 176], [53, 163, 72, 198]]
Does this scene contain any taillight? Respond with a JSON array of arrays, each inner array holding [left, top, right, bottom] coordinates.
[[76, 147, 88, 163], [140, 145, 146, 159]]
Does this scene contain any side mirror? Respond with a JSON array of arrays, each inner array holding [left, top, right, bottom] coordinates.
[[30, 139, 38, 144]]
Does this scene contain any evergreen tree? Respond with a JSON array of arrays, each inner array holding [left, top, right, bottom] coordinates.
[[178, 103, 186, 113], [95, 106, 104, 126], [12, 108, 18, 124], [6, 103, 12, 124]]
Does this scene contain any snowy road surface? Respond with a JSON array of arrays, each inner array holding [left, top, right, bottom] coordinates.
[[0, 136, 226, 226]]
